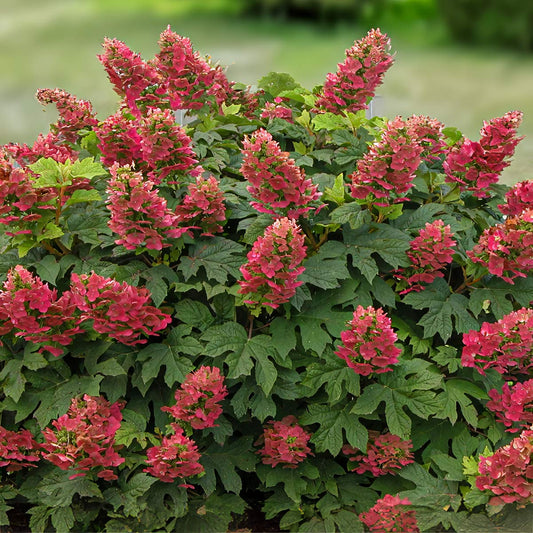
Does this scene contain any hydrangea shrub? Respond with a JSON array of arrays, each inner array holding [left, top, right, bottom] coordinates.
[[0, 26, 532, 532]]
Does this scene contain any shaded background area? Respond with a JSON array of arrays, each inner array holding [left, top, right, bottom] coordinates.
[[1, 0, 532, 183]]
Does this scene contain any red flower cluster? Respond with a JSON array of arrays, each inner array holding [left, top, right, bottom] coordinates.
[[314, 29, 393, 115], [397, 220, 456, 292], [0, 265, 82, 356], [499, 179, 533, 217], [476, 427, 533, 507], [96, 107, 201, 185], [359, 494, 420, 533], [487, 380, 533, 432], [41, 395, 125, 480], [406, 114, 446, 163], [144, 423, 204, 483], [256, 415, 312, 468], [106, 164, 186, 251], [36, 88, 98, 143], [444, 111, 523, 198], [260, 98, 293, 122], [238, 217, 307, 310], [467, 208, 533, 283], [240, 129, 321, 218], [335, 305, 401, 376], [349, 116, 423, 204], [174, 175, 226, 235], [162, 366, 228, 430], [69, 272, 172, 346], [6, 132, 77, 166], [0, 426, 40, 471], [461, 307, 533, 376], [342, 431, 414, 476]]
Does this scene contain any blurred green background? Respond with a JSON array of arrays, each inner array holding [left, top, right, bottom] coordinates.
[[2, 0, 532, 183]]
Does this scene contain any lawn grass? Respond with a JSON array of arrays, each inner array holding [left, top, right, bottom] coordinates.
[[2, 0, 532, 183]]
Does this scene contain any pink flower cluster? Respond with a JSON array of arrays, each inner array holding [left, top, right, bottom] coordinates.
[[359, 494, 420, 533], [144, 423, 204, 484], [240, 129, 321, 218], [106, 164, 186, 250], [335, 305, 401, 376], [406, 114, 446, 163], [314, 29, 394, 115], [461, 307, 533, 377], [69, 272, 172, 346], [256, 415, 312, 468], [36, 88, 98, 143], [499, 179, 533, 217], [349, 116, 423, 204], [476, 427, 533, 507], [98, 27, 257, 118], [397, 220, 456, 292], [487, 380, 533, 432], [260, 98, 293, 122], [444, 111, 523, 198], [174, 175, 226, 235], [96, 106, 201, 185], [6, 132, 77, 166], [467, 208, 533, 283], [238, 217, 307, 310], [0, 426, 40, 471], [162, 366, 228, 430], [342, 431, 414, 476], [0, 265, 82, 356], [41, 395, 125, 480]]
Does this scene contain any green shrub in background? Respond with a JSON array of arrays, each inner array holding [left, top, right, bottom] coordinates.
[[436, 0, 533, 51], [0, 26, 532, 532]]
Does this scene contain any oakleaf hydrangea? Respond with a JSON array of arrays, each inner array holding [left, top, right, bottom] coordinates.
[[238, 217, 307, 311], [342, 431, 414, 476], [444, 111, 523, 198], [41, 395, 125, 480], [487, 380, 533, 432], [144, 423, 204, 484], [0, 426, 41, 472], [162, 366, 228, 430], [499, 179, 533, 216], [335, 305, 401, 376], [461, 307, 533, 376], [314, 28, 393, 115], [256, 415, 312, 468], [240, 128, 321, 218], [349, 116, 423, 204], [476, 427, 533, 507], [360, 494, 420, 533]]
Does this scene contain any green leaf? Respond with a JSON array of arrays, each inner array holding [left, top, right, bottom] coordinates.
[[352, 360, 443, 439], [404, 278, 479, 342], [322, 173, 346, 205], [178, 237, 245, 283], [398, 463, 461, 511], [138, 340, 194, 388], [69, 157, 107, 179], [312, 112, 347, 131], [29, 158, 61, 187], [300, 403, 368, 456], [435, 379, 486, 426], [37, 222, 64, 242], [299, 241, 350, 290], [302, 350, 360, 403], [330, 202, 371, 230], [51, 506, 75, 532], [37, 469, 103, 507], [431, 450, 465, 481], [199, 436, 257, 495], [241, 213, 274, 245], [269, 317, 297, 358], [104, 473, 156, 517], [34, 255, 60, 285], [175, 299, 215, 330], [0, 359, 26, 402], [258, 72, 301, 96], [63, 188, 102, 207], [332, 510, 363, 533], [28, 506, 51, 533]]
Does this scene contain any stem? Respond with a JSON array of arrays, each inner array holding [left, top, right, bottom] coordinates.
[[41, 241, 62, 257], [248, 314, 254, 339]]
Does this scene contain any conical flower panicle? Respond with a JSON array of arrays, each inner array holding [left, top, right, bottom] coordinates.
[[314, 28, 393, 115], [238, 217, 307, 310], [360, 494, 420, 533], [444, 110, 523, 198], [486, 380, 533, 432], [335, 305, 401, 375], [499, 179, 533, 216], [240, 128, 321, 218], [349, 116, 423, 204]]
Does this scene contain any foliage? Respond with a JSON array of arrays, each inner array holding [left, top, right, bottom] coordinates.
[[0, 25, 532, 533]]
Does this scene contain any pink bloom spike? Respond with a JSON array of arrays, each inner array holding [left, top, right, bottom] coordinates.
[[359, 494, 420, 532]]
